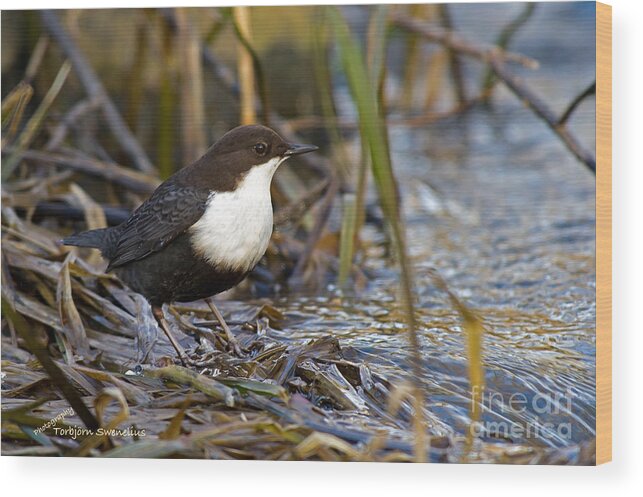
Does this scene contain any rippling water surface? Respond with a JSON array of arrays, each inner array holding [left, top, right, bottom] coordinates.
[[263, 2, 597, 458]]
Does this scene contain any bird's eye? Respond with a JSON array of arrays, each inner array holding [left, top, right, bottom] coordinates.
[[254, 142, 268, 156]]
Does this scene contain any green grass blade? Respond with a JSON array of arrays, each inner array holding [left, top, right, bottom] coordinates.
[[338, 193, 357, 288], [157, 15, 176, 179], [329, 6, 427, 461]]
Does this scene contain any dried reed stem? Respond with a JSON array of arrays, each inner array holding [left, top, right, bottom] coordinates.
[[234, 7, 256, 125]]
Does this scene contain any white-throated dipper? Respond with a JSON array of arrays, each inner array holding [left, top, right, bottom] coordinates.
[[63, 125, 318, 362]]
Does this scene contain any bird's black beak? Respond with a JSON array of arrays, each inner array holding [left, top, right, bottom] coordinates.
[[284, 143, 318, 156]]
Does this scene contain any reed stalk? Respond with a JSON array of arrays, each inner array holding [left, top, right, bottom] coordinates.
[[329, 6, 427, 461], [124, 13, 149, 133], [176, 8, 207, 164], [157, 15, 176, 179], [234, 6, 256, 125]]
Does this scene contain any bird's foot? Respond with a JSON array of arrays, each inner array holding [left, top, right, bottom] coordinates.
[[176, 351, 196, 367], [205, 298, 245, 357], [221, 328, 244, 357], [152, 305, 196, 367]]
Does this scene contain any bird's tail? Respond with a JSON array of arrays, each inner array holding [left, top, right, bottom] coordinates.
[[61, 228, 110, 252]]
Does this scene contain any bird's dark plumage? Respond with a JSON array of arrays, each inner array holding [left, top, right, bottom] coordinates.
[[62, 125, 318, 308], [104, 185, 210, 271]]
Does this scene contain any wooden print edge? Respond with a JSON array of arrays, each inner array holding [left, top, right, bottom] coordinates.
[[595, 0, 612, 465]]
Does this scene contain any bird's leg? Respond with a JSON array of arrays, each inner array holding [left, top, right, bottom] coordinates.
[[205, 298, 243, 356], [151, 305, 192, 366]]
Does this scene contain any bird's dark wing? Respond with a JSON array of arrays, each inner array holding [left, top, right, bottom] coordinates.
[[106, 185, 211, 271]]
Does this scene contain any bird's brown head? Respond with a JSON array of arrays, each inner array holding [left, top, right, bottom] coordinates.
[[186, 125, 318, 192]]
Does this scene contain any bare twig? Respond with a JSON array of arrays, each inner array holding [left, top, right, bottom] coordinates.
[[288, 173, 340, 288], [45, 96, 103, 151], [201, 49, 239, 97], [559, 81, 596, 126], [158, 8, 239, 103], [284, 91, 486, 131], [481, 3, 537, 98], [489, 57, 596, 173], [438, 5, 467, 104], [392, 13, 595, 173], [40, 10, 155, 174], [391, 13, 539, 69], [16, 149, 160, 194], [15, 201, 130, 226], [274, 178, 330, 227]]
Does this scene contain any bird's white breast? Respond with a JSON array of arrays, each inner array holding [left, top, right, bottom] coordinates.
[[189, 157, 284, 273]]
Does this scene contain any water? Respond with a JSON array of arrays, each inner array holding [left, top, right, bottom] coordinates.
[[264, 3, 597, 456], [266, 106, 595, 456]]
